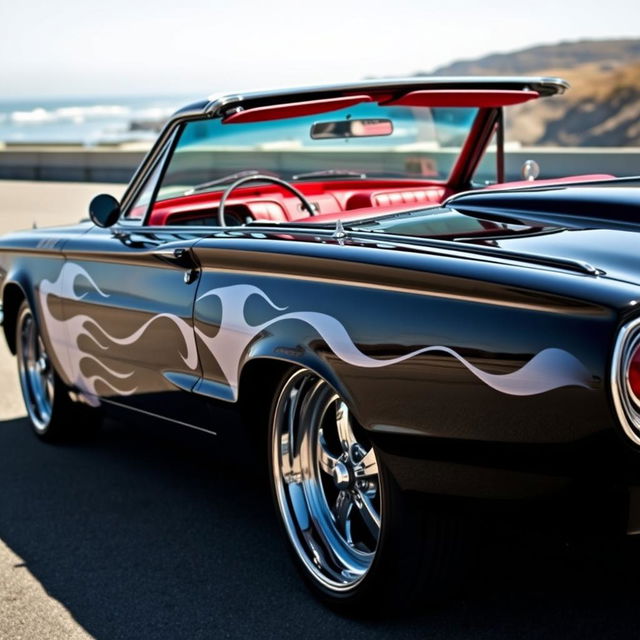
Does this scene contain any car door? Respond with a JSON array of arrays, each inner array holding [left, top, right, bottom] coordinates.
[[57, 225, 215, 430]]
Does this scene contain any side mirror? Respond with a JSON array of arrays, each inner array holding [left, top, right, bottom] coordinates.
[[521, 159, 540, 182], [89, 194, 121, 228]]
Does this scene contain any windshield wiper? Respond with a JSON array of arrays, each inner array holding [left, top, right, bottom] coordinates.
[[184, 170, 277, 195], [292, 169, 367, 180]]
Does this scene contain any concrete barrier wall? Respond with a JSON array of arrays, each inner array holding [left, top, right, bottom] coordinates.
[[0, 149, 147, 183], [1, 147, 639, 185]]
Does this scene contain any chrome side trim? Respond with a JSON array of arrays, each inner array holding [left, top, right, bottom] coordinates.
[[345, 230, 602, 276], [229, 224, 602, 277], [101, 398, 217, 436], [611, 315, 640, 446]]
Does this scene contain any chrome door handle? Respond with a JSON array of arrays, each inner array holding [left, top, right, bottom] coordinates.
[[183, 269, 199, 285], [152, 247, 198, 269]]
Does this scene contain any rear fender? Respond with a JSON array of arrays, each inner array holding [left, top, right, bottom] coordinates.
[[1, 257, 70, 387]]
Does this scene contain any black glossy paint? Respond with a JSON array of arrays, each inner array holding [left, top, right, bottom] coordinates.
[[0, 216, 634, 507], [448, 183, 640, 232], [188, 233, 613, 444]]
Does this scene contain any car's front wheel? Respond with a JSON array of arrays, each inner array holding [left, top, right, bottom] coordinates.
[[268, 367, 455, 613], [16, 300, 99, 441]]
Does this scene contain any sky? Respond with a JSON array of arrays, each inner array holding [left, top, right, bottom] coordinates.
[[1, 0, 639, 99]]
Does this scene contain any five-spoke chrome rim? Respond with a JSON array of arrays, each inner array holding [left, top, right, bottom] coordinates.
[[17, 308, 54, 432], [272, 369, 382, 591]]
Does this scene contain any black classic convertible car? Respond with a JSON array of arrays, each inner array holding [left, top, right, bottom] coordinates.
[[1, 77, 639, 613]]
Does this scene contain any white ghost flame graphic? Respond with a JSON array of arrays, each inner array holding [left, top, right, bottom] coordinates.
[[38, 264, 592, 406], [39, 262, 199, 405], [195, 284, 593, 401]]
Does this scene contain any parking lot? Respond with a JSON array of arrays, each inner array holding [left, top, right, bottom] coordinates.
[[2, 180, 640, 639]]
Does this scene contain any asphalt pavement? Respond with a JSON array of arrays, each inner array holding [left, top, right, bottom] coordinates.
[[2, 181, 640, 639]]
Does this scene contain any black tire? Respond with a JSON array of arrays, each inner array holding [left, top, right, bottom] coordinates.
[[267, 366, 457, 614], [15, 300, 101, 441]]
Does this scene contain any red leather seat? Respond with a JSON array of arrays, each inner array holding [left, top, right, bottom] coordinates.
[[372, 188, 446, 207]]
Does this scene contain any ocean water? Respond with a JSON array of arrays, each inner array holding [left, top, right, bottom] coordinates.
[[0, 94, 200, 145]]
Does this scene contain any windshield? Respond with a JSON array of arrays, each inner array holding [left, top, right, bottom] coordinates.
[[156, 103, 478, 201]]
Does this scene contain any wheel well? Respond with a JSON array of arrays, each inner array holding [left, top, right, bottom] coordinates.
[[2, 283, 26, 354], [237, 358, 294, 434]]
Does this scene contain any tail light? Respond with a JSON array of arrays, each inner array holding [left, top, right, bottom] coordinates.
[[628, 343, 640, 405], [611, 318, 640, 445]]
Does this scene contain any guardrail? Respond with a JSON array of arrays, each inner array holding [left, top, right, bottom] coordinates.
[[1, 146, 639, 184]]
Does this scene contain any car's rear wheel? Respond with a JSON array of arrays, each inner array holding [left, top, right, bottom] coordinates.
[[16, 300, 100, 441], [268, 367, 456, 613]]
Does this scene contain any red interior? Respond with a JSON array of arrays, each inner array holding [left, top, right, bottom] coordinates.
[[147, 180, 450, 226], [146, 174, 617, 227]]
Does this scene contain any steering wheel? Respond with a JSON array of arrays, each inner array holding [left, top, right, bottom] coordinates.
[[217, 174, 316, 227]]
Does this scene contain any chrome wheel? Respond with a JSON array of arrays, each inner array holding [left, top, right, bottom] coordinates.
[[271, 369, 382, 592], [17, 306, 55, 433]]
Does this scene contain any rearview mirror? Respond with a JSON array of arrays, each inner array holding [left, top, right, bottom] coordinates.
[[310, 118, 393, 139], [89, 194, 121, 228]]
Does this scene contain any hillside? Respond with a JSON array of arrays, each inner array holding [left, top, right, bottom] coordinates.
[[429, 39, 640, 76], [420, 40, 640, 146]]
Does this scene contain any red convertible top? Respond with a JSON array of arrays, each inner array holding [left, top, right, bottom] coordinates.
[[199, 77, 569, 120], [221, 89, 543, 124], [382, 89, 540, 108]]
